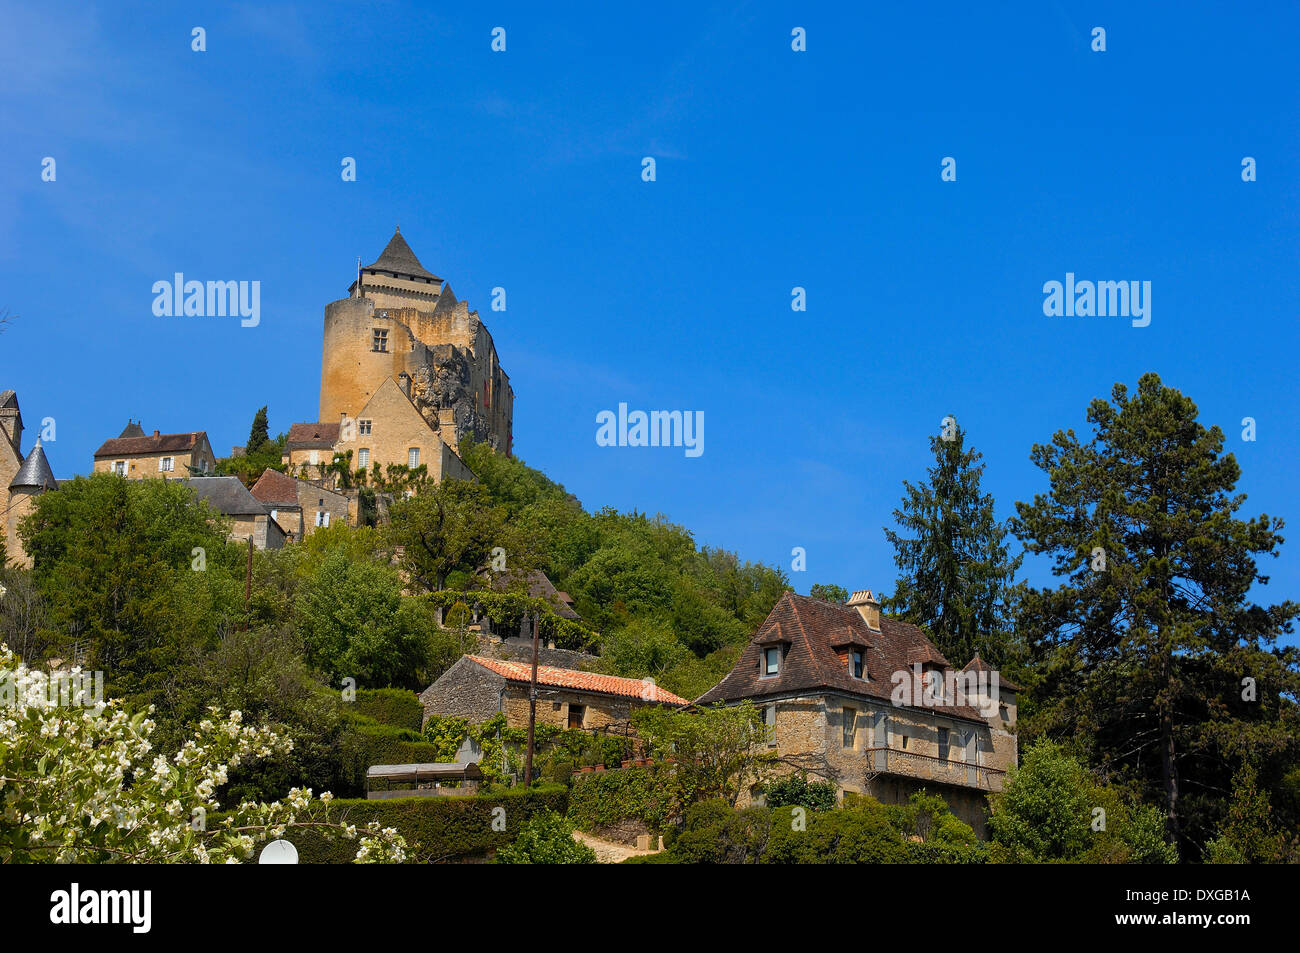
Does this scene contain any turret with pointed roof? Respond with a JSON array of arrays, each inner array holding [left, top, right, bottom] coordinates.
[[10, 438, 57, 491]]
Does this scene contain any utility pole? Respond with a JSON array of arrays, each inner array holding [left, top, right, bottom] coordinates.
[[523, 613, 539, 787], [242, 535, 253, 631]]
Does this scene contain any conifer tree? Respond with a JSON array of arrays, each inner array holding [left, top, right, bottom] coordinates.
[[246, 406, 270, 456], [884, 421, 1020, 666], [1011, 374, 1300, 849]]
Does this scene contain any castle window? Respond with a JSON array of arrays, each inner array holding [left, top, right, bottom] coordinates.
[[372, 329, 388, 352], [359, 419, 372, 436], [408, 447, 420, 468], [358, 448, 370, 468]]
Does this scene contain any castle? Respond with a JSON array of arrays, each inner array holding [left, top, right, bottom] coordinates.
[[1, 391, 57, 568], [318, 227, 513, 459]]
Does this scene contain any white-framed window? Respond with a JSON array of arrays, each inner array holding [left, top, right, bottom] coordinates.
[[158, 457, 174, 472], [408, 447, 420, 468], [762, 646, 780, 677], [316, 511, 330, 528], [112, 460, 126, 476], [309, 449, 319, 465], [359, 419, 372, 436], [358, 448, 370, 468]]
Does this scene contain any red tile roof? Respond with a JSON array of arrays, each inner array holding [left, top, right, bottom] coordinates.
[[250, 468, 301, 505], [465, 655, 688, 705], [94, 431, 206, 458]]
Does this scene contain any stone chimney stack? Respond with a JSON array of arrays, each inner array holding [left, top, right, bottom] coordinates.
[[398, 372, 412, 397], [847, 589, 881, 631]]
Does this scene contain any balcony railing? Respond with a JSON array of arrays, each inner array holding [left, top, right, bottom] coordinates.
[[861, 747, 1006, 791]]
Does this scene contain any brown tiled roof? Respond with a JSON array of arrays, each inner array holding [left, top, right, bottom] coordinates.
[[465, 656, 688, 706], [962, 653, 1021, 692], [249, 468, 301, 506], [94, 431, 205, 458], [694, 592, 987, 724], [285, 422, 340, 451]]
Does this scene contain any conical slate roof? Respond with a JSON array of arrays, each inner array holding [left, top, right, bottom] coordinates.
[[362, 227, 439, 282], [11, 439, 56, 490]]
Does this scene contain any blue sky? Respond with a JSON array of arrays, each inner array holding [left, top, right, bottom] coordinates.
[[2, 2, 1297, 642]]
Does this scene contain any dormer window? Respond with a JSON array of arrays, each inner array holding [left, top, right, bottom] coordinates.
[[851, 649, 865, 679], [763, 646, 781, 677]]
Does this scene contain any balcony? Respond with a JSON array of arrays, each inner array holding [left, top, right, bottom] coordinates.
[[861, 747, 1006, 792]]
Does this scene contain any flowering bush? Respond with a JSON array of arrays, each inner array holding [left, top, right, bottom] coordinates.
[[0, 644, 406, 863]]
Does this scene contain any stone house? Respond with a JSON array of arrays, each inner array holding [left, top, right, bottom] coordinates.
[[419, 655, 688, 732], [330, 377, 475, 487], [695, 589, 1019, 836], [182, 476, 285, 550], [249, 468, 349, 542], [93, 423, 216, 479], [2, 390, 58, 568], [281, 422, 341, 483]]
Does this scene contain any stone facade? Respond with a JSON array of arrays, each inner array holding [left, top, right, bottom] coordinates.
[[1, 391, 57, 568], [319, 228, 513, 457], [697, 589, 1019, 838], [333, 377, 475, 485], [419, 655, 687, 731], [92, 429, 216, 479]]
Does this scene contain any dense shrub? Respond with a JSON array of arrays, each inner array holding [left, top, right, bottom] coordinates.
[[497, 810, 595, 864], [351, 688, 424, 731], [764, 804, 908, 864], [568, 765, 679, 834], [281, 786, 570, 863], [761, 774, 838, 812]]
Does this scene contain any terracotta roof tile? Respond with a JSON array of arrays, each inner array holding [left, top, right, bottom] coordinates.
[[465, 655, 688, 706], [250, 468, 301, 505]]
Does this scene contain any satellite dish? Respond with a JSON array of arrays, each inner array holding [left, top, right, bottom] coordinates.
[[258, 839, 299, 864]]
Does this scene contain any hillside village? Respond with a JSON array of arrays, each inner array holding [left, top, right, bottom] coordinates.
[[1, 229, 1296, 865]]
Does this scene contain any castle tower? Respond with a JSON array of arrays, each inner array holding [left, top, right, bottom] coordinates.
[[319, 228, 514, 455], [6, 438, 56, 567]]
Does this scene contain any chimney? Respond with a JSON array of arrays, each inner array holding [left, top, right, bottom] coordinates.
[[398, 372, 412, 396], [847, 589, 881, 631], [152, 429, 160, 438]]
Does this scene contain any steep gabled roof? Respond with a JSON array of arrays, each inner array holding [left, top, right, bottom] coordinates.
[[94, 431, 207, 458], [464, 656, 688, 706], [363, 227, 439, 282], [962, 653, 1020, 692], [249, 468, 301, 506], [182, 476, 269, 517], [284, 422, 340, 451], [694, 591, 987, 724], [10, 440, 56, 490], [118, 420, 145, 439]]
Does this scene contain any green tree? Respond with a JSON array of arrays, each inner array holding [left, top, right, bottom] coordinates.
[[632, 702, 774, 808], [1010, 374, 1300, 848], [988, 740, 1177, 864], [884, 421, 1020, 666], [809, 583, 848, 604], [246, 405, 270, 456], [295, 551, 428, 687], [1203, 762, 1293, 863], [388, 479, 514, 591]]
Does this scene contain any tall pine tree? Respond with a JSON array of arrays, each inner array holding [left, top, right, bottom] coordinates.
[[884, 420, 1020, 667], [246, 406, 270, 456], [1011, 374, 1300, 851]]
